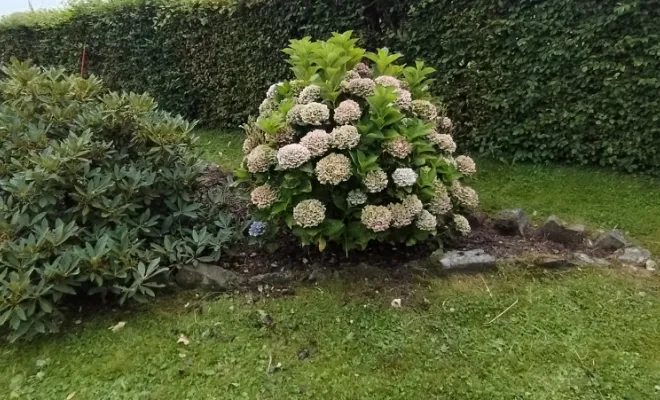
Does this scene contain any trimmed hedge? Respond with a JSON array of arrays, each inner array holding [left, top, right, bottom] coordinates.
[[1, 0, 659, 173]]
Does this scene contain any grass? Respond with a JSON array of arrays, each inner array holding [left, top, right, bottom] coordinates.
[[3, 130, 660, 399], [2, 268, 660, 399]]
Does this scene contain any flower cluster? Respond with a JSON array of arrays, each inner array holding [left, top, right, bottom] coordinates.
[[355, 62, 372, 78], [361, 205, 392, 232], [384, 137, 413, 159], [259, 98, 275, 117], [412, 99, 437, 122], [246, 145, 277, 173], [415, 210, 437, 232], [394, 89, 412, 110], [402, 194, 423, 216], [266, 82, 283, 99], [333, 100, 362, 125], [456, 155, 477, 176], [375, 75, 400, 88], [287, 104, 304, 125], [298, 85, 321, 105], [389, 203, 413, 228], [364, 169, 388, 193], [248, 221, 267, 237], [300, 102, 330, 126], [347, 189, 367, 206], [293, 199, 326, 228], [429, 133, 456, 153], [330, 125, 360, 149], [300, 129, 330, 157], [315, 153, 352, 185], [345, 78, 376, 97], [428, 183, 452, 215], [451, 181, 479, 210], [453, 214, 471, 236], [392, 168, 418, 187], [251, 184, 277, 209], [439, 116, 453, 133], [277, 143, 311, 169]]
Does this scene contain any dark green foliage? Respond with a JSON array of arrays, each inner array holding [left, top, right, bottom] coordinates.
[[1, 0, 658, 173], [0, 60, 238, 341]]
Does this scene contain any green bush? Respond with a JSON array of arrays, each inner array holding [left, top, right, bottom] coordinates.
[[0, 59, 237, 342], [238, 32, 478, 252], [0, 0, 658, 173]]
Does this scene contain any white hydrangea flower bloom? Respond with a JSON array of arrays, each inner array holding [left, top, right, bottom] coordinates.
[[345, 78, 376, 97], [259, 97, 276, 117], [330, 125, 360, 149], [298, 85, 322, 105], [428, 183, 452, 215], [315, 153, 352, 185], [394, 88, 412, 110], [250, 184, 278, 209], [451, 181, 479, 210], [277, 144, 311, 169], [363, 169, 388, 193], [354, 62, 372, 78], [411, 99, 438, 122], [266, 82, 283, 98], [361, 205, 392, 232], [415, 210, 437, 232], [300, 102, 330, 126], [246, 145, 277, 173], [293, 199, 326, 228], [333, 100, 362, 125], [453, 214, 471, 236], [287, 104, 305, 125], [392, 168, 418, 187], [384, 137, 413, 159], [456, 155, 477, 176], [347, 189, 367, 206], [300, 129, 330, 157], [402, 194, 423, 216], [374, 75, 401, 88], [429, 133, 456, 153], [389, 203, 414, 228]]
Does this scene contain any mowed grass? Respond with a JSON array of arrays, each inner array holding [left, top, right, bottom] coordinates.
[[3, 130, 660, 399], [2, 268, 660, 399]]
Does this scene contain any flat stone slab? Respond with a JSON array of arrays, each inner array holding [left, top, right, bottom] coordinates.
[[572, 252, 610, 266], [616, 247, 652, 267], [176, 263, 245, 291], [440, 249, 496, 274]]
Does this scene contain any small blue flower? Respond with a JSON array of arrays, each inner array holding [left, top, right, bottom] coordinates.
[[248, 221, 267, 237]]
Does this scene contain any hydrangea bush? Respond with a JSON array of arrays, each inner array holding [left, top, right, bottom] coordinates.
[[237, 32, 478, 251]]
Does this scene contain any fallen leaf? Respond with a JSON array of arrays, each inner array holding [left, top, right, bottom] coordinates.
[[177, 334, 190, 345], [391, 298, 402, 308], [66, 392, 76, 400], [108, 321, 126, 332]]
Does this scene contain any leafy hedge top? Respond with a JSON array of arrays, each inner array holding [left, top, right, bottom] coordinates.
[[1, 0, 658, 173], [238, 32, 478, 252]]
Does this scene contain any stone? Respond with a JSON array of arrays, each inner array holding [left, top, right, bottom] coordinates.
[[427, 248, 445, 268], [493, 209, 529, 236], [439, 249, 496, 274], [307, 267, 328, 282], [248, 271, 294, 285], [646, 260, 657, 271], [541, 215, 585, 245], [616, 247, 652, 267], [538, 256, 576, 269], [176, 264, 244, 290], [572, 252, 610, 266], [594, 230, 627, 251]]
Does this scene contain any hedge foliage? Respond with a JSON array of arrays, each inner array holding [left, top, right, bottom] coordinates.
[[1, 0, 659, 173]]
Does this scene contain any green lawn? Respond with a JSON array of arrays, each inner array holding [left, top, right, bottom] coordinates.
[[3, 131, 660, 399]]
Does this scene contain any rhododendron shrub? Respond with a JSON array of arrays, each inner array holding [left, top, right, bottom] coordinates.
[[236, 31, 478, 251]]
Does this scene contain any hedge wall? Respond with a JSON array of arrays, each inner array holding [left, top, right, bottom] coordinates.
[[1, 0, 659, 173]]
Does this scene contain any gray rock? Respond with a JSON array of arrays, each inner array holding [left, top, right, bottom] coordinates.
[[572, 252, 610, 266], [176, 264, 244, 290], [646, 260, 657, 271], [248, 271, 294, 285], [538, 256, 576, 269], [427, 248, 445, 268], [616, 247, 652, 267], [493, 209, 529, 236], [440, 249, 496, 274], [541, 215, 585, 245], [307, 267, 328, 282], [594, 230, 628, 251]]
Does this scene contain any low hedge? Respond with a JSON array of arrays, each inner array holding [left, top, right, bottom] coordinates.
[[1, 0, 659, 173]]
